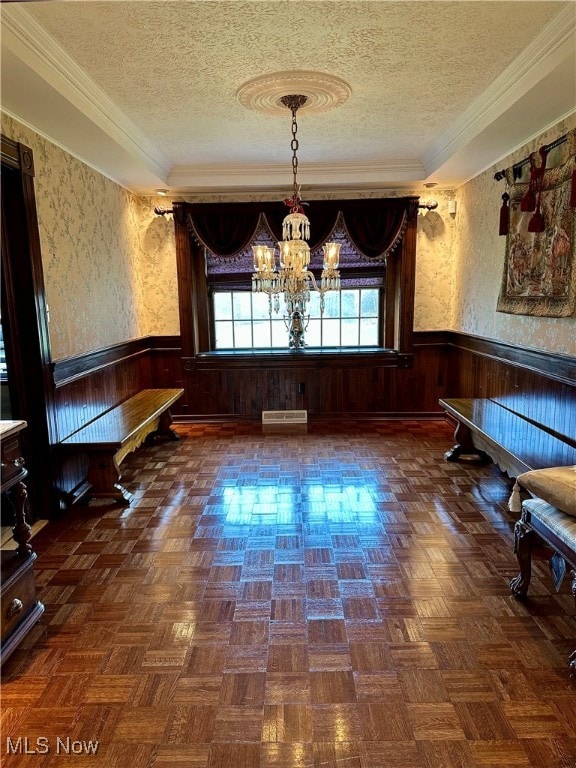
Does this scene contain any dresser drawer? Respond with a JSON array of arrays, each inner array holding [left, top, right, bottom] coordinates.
[[1, 433, 26, 488], [1, 552, 40, 642]]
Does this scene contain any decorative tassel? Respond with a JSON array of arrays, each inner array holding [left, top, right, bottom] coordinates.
[[527, 208, 545, 233], [508, 481, 522, 514], [520, 186, 536, 212], [499, 192, 510, 236]]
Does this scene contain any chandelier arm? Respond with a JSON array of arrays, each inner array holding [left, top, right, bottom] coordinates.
[[303, 270, 320, 292]]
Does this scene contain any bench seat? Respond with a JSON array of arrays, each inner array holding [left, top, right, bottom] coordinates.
[[439, 398, 576, 477], [60, 388, 183, 505]]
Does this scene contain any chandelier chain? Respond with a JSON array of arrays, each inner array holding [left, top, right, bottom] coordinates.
[[290, 108, 299, 198]]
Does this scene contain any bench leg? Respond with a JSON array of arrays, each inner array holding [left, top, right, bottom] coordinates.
[[86, 450, 132, 505], [510, 519, 536, 597], [148, 408, 180, 443], [444, 421, 490, 463]]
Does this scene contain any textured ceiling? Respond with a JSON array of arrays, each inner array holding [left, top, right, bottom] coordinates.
[[1, 1, 575, 194]]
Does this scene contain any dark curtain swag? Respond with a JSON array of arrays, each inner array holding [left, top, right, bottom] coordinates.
[[183, 197, 416, 259]]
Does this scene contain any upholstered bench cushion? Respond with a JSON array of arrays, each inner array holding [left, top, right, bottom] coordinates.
[[523, 498, 576, 552], [516, 465, 576, 517]]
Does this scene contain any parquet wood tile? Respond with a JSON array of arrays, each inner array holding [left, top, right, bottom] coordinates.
[[2, 419, 575, 767]]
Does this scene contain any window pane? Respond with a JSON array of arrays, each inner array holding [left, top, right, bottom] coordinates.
[[214, 292, 232, 320], [252, 293, 272, 320], [342, 318, 359, 346], [233, 320, 253, 348], [306, 318, 321, 347], [307, 292, 321, 318], [252, 320, 271, 348], [322, 319, 340, 346], [322, 292, 340, 318], [341, 290, 359, 317], [271, 320, 288, 348], [212, 287, 381, 350], [360, 317, 379, 345], [360, 289, 379, 316], [214, 320, 234, 348], [233, 292, 252, 320]]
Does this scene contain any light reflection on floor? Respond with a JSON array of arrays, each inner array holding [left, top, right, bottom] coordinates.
[[218, 464, 379, 527]]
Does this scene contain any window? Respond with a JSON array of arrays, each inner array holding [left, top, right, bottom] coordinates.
[[213, 288, 380, 350]]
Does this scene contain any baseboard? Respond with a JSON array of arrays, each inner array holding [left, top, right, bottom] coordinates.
[[174, 412, 446, 423]]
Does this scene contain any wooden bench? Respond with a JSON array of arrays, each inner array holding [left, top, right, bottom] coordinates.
[[60, 388, 183, 505], [439, 397, 576, 477]]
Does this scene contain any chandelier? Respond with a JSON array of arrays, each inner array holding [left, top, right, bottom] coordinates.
[[252, 94, 341, 349]]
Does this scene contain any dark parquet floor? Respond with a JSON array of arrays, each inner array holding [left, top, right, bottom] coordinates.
[[1, 419, 575, 767]]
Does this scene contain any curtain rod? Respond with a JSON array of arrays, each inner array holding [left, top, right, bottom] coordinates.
[[494, 134, 567, 181]]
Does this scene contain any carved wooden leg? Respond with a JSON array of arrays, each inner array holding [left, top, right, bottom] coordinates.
[[10, 480, 33, 556], [444, 421, 490, 463], [510, 520, 536, 597], [86, 449, 132, 505]]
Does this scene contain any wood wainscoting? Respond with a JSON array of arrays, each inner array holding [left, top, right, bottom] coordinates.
[[50, 332, 576, 427], [52, 336, 183, 505], [176, 337, 448, 420], [49, 331, 575, 511], [444, 332, 576, 447]]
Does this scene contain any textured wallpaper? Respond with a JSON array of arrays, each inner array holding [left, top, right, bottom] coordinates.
[[2, 112, 573, 360], [414, 192, 455, 331], [134, 196, 179, 339], [453, 113, 576, 356], [0, 114, 179, 360]]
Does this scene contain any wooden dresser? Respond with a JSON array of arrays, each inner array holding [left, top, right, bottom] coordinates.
[[1, 420, 44, 663]]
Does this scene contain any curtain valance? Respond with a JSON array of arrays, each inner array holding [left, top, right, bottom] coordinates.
[[183, 197, 417, 259]]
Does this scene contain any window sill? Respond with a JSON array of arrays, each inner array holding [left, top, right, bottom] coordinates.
[[185, 348, 413, 371]]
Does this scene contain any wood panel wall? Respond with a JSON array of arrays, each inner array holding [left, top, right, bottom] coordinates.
[[445, 333, 576, 445], [52, 337, 180, 504], [176, 340, 446, 418], [49, 331, 575, 508]]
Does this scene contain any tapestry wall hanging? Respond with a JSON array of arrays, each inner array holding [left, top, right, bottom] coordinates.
[[496, 128, 576, 317]]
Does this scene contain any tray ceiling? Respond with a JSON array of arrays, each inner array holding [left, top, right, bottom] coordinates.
[[1, 1, 574, 195]]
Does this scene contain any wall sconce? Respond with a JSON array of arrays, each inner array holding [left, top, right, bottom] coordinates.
[[418, 200, 439, 214], [154, 206, 174, 220], [154, 189, 173, 219]]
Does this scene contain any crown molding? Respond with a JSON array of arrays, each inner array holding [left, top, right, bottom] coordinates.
[[1, 4, 171, 181], [421, 4, 576, 176], [168, 160, 426, 192]]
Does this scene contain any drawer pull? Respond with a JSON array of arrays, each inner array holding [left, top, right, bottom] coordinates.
[[7, 599, 24, 618]]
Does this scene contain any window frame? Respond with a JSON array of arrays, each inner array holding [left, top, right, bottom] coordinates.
[[173, 199, 419, 369], [210, 286, 384, 351]]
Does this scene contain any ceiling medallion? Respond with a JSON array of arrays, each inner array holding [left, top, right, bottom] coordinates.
[[236, 70, 351, 115]]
